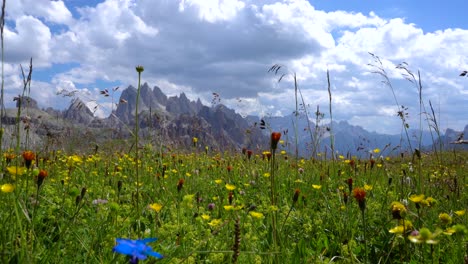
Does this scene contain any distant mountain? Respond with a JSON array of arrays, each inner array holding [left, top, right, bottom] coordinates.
[[1, 88, 465, 156], [252, 114, 467, 158]]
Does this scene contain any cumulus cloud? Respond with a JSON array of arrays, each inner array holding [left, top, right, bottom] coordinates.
[[0, 0, 466, 134]]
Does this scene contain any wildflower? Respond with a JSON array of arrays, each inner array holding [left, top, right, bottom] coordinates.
[[408, 228, 440, 244], [192, 137, 198, 147], [113, 238, 162, 263], [263, 172, 270, 177], [298, 168, 304, 174], [443, 224, 467, 236], [1, 183, 15, 193], [364, 184, 373, 191], [148, 203, 163, 212], [262, 151, 272, 161], [225, 184, 236, 191], [390, 201, 407, 220], [177, 178, 184, 192], [135, 65, 145, 73], [246, 150, 253, 159], [389, 219, 413, 234], [207, 203, 215, 211], [439, 213, 452, 225], [312, 184, 322, 190], [292, 189, 300, 203], [214, 179, 223, 184], [455, 210, 466, 216], [352, 187, 366, 211], [373, 148, 380, 154], [224, 205, 235, 211], [409, 194, 425, 204], [6, 166, 26, 177], [249, 211, 264, 219], [36, 170, 48, 188], [422, 197, 437, 207], [226, 165, 233, 172], [270, 132, 281, 150], [4, 152, 15, 164], [201, 214, 210, 220], [208, 219, 222, 227], [22, 151, 35, 169]]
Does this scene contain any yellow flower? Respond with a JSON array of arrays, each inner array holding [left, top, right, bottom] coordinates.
[[391, 201, 407, 219], [214, 179, 222, 184], [373, 148, 380, 153], [224, 205, 234, 211], [439, 213, 452, 224], [280, 150, 286, 155], [225, 184, 236, 191], [364, 184, 373, 191], [1, 183, 15, 193], [192, 137, 198, 143], [389, 226, 405, 234], [455, 210, 466, 216], [185, 172, 191, 177], [263, 172, 270, 177], [312, 184, 322, 190], [201, 214, 210, 220], [294, 179, 303, 183], [409, 194, 425, 203], [409, 228, 440, 244], [339, 155, 345, 160], [148, 203, 163, 212], [208, 219, 222, 227], [249, 211, 264, 219], [6, 166, 26, 177]]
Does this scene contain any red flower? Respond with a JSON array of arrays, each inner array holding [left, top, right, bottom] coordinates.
[[270, 132, 281, 150], [247, 150, 253, 160], [293, 189, 300, 203], [22, 151, 35, 169], [177, 178, 185, 192]]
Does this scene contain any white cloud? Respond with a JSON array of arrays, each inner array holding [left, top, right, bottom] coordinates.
[[0, 0, 466, 134], [6, 0, 73, 25]]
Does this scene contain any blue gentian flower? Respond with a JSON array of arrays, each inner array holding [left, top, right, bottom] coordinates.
[[113, 238, 163, 263]]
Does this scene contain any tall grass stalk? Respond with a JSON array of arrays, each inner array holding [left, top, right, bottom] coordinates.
[[0, 0, 5, 159], [327, 69, 335, 161], [135, 65, 144, 237], [368, 53, 414, 157]]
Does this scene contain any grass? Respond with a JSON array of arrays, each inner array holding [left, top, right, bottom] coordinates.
[[1, 140, 467, 263]]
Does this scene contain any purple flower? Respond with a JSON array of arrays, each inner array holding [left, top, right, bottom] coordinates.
[[113, 238, 163, 263]]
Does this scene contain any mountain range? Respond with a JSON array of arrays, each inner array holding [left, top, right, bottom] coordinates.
[[1, 84, 466, 156]]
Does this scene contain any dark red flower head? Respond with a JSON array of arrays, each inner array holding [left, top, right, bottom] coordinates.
[[177, 178, 185, 192], [270, 132, 281, 150]]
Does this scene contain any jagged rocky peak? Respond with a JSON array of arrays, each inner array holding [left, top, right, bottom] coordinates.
[[63, 98, 94, 125], [166, 92, 199, 115], [153, 85, 168, 105], [15, 96, 39, 109]]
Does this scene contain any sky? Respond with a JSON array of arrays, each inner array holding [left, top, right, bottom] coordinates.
[[2, 0, 467, 135]]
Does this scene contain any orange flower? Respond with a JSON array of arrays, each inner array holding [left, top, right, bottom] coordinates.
[[37, 169, 48, 188], [352, 187, 366, 211], [270, 132, 281, 150], [22, 151, 35, 169]]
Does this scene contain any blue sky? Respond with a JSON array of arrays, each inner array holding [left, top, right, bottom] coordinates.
[[3, 0, 467, 134]]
